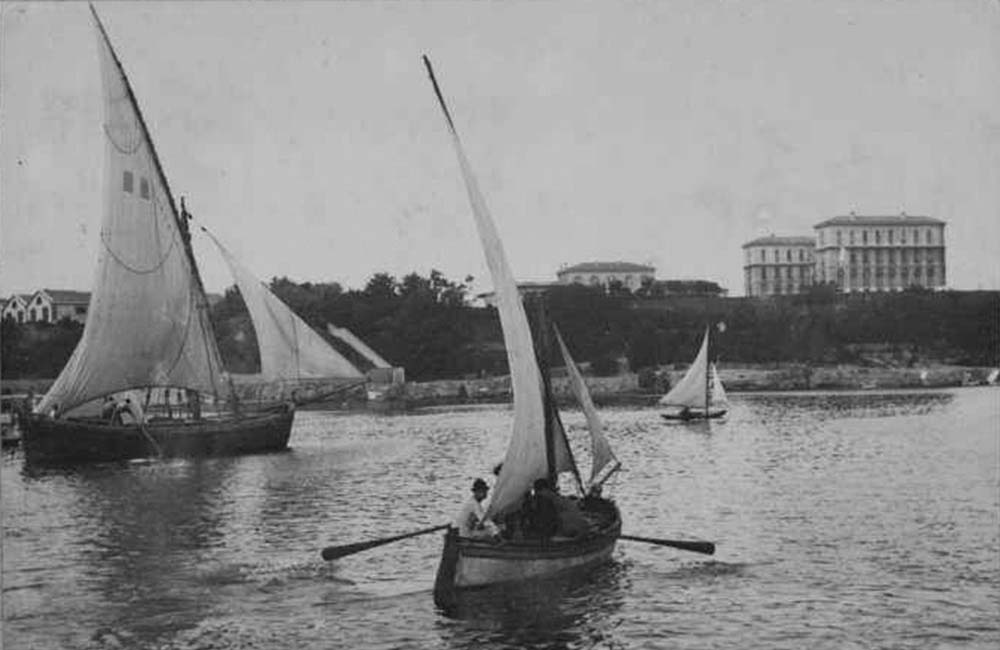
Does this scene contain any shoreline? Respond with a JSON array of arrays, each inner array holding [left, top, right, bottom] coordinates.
[[3, 363, 995, 412]]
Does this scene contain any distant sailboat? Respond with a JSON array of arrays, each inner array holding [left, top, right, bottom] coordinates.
[[21, 8, 296, 464], [205, 230, 365, 404], [423, 57, 622, 608], [659, 326, 728, 421]]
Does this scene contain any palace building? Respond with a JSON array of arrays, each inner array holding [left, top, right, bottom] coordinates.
[[814, 213, 946, 292], [742, 236, 816, 297]]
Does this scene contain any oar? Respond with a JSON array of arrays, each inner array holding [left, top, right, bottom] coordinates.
[[321, 524, 449, 561], [621, 534, 716, 555]]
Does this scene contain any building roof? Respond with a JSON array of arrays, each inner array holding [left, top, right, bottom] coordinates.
[[3, 294, 31, 306], [41, 289, 91, 304], [742, 235, 815, 248], [814, 213, 945, 228], [557, 261, 655, 275]]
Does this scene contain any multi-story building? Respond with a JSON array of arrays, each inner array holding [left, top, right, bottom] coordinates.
[[742, 236, 816, 297], [814, 213, 946, 292], [556, 261, 655, 291]]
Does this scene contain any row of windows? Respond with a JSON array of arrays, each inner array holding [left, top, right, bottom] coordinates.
[[569, 274, 643, 287], [123, 171, 152, 199], [748, 248, 813, 263], [757, 267, 812, 280], [819, 227, 939, 247], [844, 249, 945, 264], [2, 307, 49, 323]]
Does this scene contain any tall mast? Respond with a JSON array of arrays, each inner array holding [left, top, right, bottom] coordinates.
[[704, 325, 711, 414]]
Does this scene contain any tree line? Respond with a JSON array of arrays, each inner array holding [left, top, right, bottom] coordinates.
[[2, 272, 997, 381]]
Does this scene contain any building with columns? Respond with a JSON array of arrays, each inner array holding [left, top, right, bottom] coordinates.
[[556, 261, 656, 291], [814, 213, 946, 292], [742, 236, 816, 297]]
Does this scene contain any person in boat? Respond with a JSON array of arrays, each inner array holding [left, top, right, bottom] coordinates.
[[187, 389, 202, 420], [527, 478, 591, 539], [100, 396, 118, 422], [116, 398, 146, 425], [453, 478, 500, 540], [679, 406, 693, 420]]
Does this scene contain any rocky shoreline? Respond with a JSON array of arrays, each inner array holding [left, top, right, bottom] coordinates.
[[3, 364, 995, 412], [387, 363, 998, 410]]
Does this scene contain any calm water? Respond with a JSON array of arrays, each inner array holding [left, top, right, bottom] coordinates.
[[3, 388, 998, 649]]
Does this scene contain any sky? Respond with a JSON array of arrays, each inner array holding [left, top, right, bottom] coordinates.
[[2, 1, 999, 299]]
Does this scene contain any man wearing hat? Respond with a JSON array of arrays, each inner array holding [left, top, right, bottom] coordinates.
[[452, 477, 500, 539]]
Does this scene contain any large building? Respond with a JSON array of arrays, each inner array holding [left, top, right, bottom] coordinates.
[[556, 261, 656, 291], [814, 213, 946, 292], [742, 236, 816, 297]]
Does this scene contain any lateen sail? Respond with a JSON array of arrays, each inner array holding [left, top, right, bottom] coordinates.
[[206, 231, 363, 382], [39, 12, 232, 415], [425, 57, 553, 518], [658, 327, 711, 409], [554, 327, 620, 488]]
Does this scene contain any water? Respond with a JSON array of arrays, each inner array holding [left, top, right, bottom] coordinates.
[[3, 388, 998, 649]]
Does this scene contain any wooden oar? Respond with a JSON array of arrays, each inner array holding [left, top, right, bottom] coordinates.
[[621, 534, 716, 555], [321, 524, 449, 561]]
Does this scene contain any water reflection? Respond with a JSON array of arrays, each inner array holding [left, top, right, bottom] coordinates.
[[435, 560, 627, 650]]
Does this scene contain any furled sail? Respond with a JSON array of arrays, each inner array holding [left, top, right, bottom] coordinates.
[[39, 11, 231, 415], [206, 231, 363, 382], [424, 57, 548, 518], [658, 327, 711, 409], [554, 327, 620, 488]]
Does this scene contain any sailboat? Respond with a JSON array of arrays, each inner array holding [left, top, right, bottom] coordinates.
[[423, 57, 622, 608], [204, 230, 366, 406], [659, 325, 729, 421], [20, 8, 302, 464]]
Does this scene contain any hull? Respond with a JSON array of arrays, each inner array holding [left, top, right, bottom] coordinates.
[[661, 408, 727, 421], [434, 499, 621, 609], [20, 403, 294, 465]]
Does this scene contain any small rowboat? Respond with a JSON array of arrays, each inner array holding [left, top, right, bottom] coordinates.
[[433, 498, 621, 608], [424, 57, 624, 607]]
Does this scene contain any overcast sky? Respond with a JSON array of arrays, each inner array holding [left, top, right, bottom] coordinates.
[[3, 1, 999, 299]]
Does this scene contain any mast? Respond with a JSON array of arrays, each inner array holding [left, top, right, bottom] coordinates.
[[90, 5, 230, 404], [704, 325, 711, 414], [533, 296, 558, 484]]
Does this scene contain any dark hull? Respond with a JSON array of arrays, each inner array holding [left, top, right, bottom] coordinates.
[[20, 404, 294, 465], [433, 498, 621, 609], [661, 408, 727, 421]]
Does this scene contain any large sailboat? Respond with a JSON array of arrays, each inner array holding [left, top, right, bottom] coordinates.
[[423, 57, 622, 608], [659, 325, 729, 421], [20, 8, 332, 464]]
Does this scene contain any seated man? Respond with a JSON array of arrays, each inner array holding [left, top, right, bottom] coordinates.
[[452, 478, 500, 539], [100, 396, 118, 422]]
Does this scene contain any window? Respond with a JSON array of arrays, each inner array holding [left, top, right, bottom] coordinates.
[[836, 231, 842, 245], [875, 230, 881, 244], [123, 171, 134, 193], [799, 250, 804, 262], [140, 177, 150, 199], [888, 230, 894, 244], [786, 250, 792, 262], [863, 231, 868, 244], [762, 267, 768, 280], [574, 275, 582, 284], [925, 229, 932, 244], [30, 308, 36, 321], [590, 275, 599, 285], [42, 307, 49, 321], [760, 250, 765, 262], [850, 230, 855, 245], [901, 229, 906, 243]]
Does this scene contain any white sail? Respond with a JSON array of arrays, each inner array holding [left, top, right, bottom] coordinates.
[[425, 59, 549, 518], [327, 325, 391, 369], [709, 362, 728, 409], [658, 327, 710, 409], [39, 13, 231, 416], [554, 327, 619, 488], [207, 232, 363, 382]]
